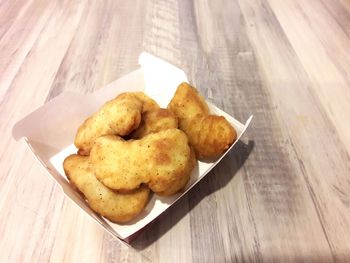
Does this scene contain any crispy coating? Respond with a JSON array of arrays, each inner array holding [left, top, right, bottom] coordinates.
[[90, 129, 195, 195], [167, 82, 209, 119], [63, 154, 150, 223], [75, 93, 143, 155], [179, 115, 237, 159], [168, 82, 237, 159], [131, 92, 160, 113], [130, 108, 178, 139]]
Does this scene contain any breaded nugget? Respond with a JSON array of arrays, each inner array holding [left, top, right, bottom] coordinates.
[[131, 92, 160, 113], [130, 108, 178, 139], [168, 82, 237, 159], [167, 82, 209, 119], [90, 129, 195, 195], [74, 93, 143, 155], [63, 154, 150, 223], [179, 115, 237, 159]]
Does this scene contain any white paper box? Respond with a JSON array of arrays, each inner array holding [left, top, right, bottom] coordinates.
[[13, 53, 252, 242]]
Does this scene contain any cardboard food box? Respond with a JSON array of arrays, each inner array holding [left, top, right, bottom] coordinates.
[[13, 53, 252, 243]]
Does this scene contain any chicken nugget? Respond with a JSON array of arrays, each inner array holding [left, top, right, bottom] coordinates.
[[168, 82, 209, 119], [130, 108, 178, 139], [168, 82, 237, 159], [90, 129, 195, 195], [63, 154, 150, 223], [75, 93, 143, 155], [131, 92, 160, 113], [180, 115, 237, 159]]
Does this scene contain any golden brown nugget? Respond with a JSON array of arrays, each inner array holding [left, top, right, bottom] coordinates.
[[131, 92, 160, 113], [130, 108, 178, 139], [168, 82, 237, 159], [63, 154, 150, 223], [74, 93, 143, 155], [90, 129, 195, 195], [167, 82, 209, 119], [179, 115, 237, 159]]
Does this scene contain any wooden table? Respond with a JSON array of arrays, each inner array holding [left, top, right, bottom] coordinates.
[[1, 0, 350, 262]]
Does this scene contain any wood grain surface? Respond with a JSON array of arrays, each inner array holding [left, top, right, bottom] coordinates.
[[1, 0, 350, 262]]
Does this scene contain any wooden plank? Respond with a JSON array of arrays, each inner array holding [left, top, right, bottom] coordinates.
[[0, 0, 30, 39], [321, 0, 350, 38], [266, 0, 350, 155], [0, 0, 57, 102], [240, 0, 350, 261], [48, 0, 147, 98]]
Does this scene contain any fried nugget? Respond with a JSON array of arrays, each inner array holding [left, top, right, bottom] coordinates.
[[130, 108, 178, 139], [74, 93, 143, 155], [90, 129, 195, 195], [167, 82, 209, 119], [131, 92, 160, 113], [63, 154, 150, 223], [168, 82, 237, 159], [179, 115, 237, 159]]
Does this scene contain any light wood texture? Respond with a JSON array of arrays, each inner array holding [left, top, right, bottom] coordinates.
[[1, 0, 350, 262]]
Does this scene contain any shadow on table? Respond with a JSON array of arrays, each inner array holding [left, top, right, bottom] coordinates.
[[131, 139, 254, 250]]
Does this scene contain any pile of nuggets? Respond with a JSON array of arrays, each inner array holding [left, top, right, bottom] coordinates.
[[63, 82, 237, 223]]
